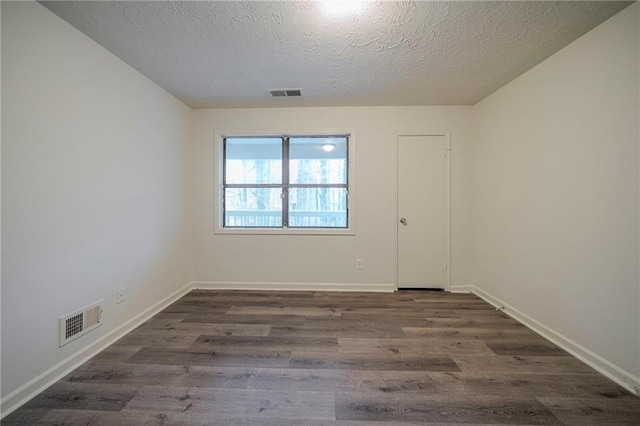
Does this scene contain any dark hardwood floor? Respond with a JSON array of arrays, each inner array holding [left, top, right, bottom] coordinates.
[[3, 290, 640, 425]]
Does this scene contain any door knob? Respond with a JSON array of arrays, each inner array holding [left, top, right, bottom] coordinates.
[[400, 217, 407, 225]]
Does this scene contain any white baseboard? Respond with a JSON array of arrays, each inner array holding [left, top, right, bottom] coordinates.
[[0, 281, 194, 419], [192, 281, 395, 293], [450, 285, 474, 293], [469, 285, 640, 397]]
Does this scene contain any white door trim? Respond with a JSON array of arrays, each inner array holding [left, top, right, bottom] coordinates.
[[394, 133, 451, 291]]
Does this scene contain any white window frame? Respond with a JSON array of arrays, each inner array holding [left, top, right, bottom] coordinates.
[[214, 131, 356, 235]]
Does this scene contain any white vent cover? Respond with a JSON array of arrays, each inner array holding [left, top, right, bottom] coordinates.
[[59, 300, 103, 347], [269, 89, 302, 97]]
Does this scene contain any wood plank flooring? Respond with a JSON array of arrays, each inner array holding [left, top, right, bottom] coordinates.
[[3, 290, 640, 425]]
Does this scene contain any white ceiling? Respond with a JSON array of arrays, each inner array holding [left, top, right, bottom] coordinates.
[[40, 1, 633, 109]]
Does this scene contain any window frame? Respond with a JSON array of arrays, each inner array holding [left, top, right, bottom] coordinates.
[[214, 132, 355, 235]]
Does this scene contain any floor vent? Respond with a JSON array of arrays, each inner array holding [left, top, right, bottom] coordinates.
[[59, 300, 103, 347]]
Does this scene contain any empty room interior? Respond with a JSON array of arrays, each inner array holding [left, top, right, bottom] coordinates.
[[2, 0, 640, 424]]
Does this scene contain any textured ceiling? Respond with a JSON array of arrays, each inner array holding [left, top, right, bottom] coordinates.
[[40, 1, 633, 108]]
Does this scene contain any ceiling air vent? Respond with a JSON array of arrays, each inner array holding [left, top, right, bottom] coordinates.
[[269, 89, 302, 98]]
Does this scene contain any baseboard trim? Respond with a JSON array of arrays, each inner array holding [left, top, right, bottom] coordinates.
[[469, 285, 640, 397], [192, 281, 395, 293], [0, 281, 194, 419], [450, 285, 474, 293]]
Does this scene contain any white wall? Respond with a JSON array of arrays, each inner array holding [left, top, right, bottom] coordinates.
[[0, 1, 3, 402], [1, 1, 194, 410], [637, 4, 640, 383], [193, 107, 473, 290], [473, 2, 640, 386]]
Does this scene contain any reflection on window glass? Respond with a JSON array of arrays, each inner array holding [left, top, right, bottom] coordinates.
[[289, 137, 347, 184]]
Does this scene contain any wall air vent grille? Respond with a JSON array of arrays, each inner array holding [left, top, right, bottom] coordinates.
[[59, 300, 103, 347], [65, 313, 83, 340], [269, 89, 302, 97]]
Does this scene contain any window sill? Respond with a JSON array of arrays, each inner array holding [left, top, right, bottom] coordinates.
[[213, 227, 355, 236]]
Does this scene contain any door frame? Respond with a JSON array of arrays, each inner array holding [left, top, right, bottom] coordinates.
[[394, 133, 451, 291]]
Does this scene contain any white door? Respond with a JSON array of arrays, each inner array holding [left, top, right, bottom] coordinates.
[[397, 135, 449, 289]]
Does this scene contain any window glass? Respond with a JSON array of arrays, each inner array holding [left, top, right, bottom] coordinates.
[[289, 137, 347, 184], [225, 138, 282, 184], [224, 188, 282, 227], [288, 187, 347, 228], [221, 135, 349, 230]]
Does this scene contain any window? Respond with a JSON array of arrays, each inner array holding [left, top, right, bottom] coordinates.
[[220, 135, 351, 232]]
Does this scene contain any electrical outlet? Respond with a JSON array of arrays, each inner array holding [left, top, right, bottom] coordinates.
[[116, 288, 125, 304], [356, 259, 364, 270]]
